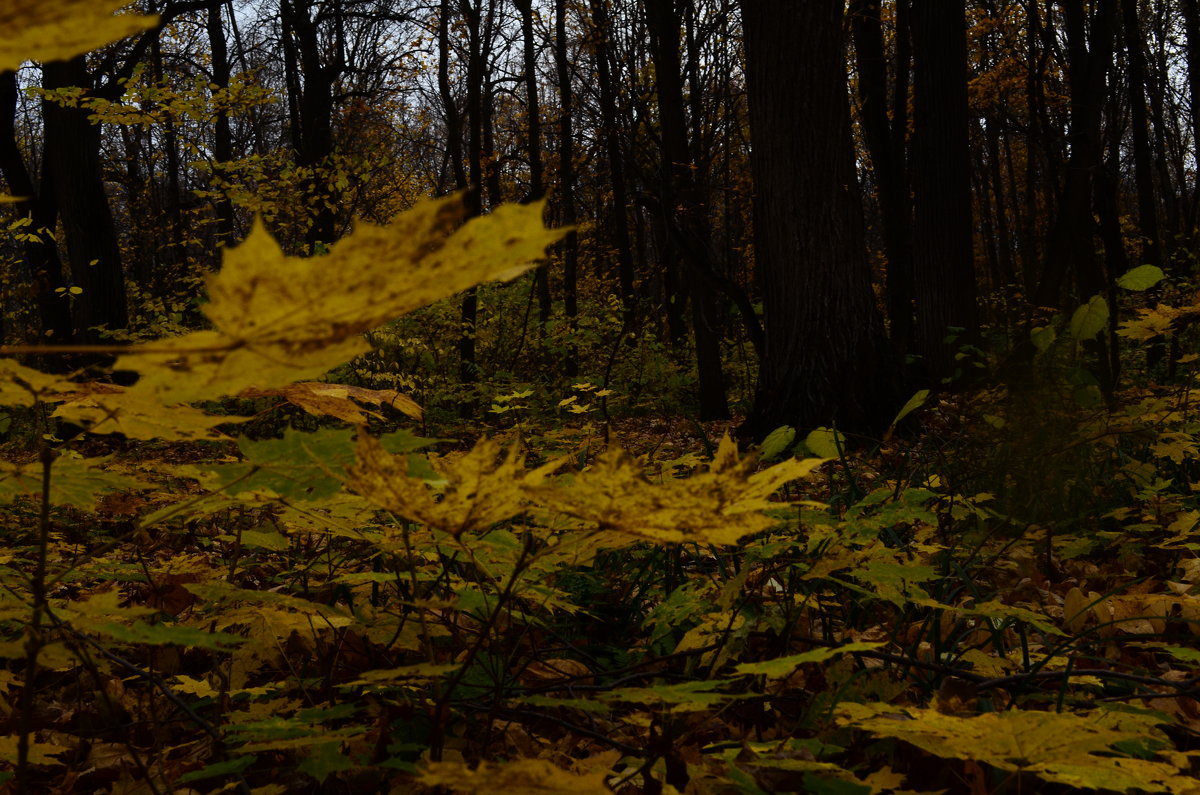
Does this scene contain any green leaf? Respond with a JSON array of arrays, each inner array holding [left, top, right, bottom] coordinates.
[[1073, 385, 1103, 409], [889, 390, 929, 429], [806, 427, 846, 458], [734, 642, 884, 677], [1117, 264, 1165, 291], [518, 695, 610, 714], [95, 620, 247, 650], [347, 663, 461, 688], [299, 741, 353, 784], [0, 455, 151, 508], [856, 559, 937, 605], [178, 754, 256, 783], [225, 427, 441, 502], [801, 772, 871, 795], [759, 425, 796, 462], [1031, 325, 1056, 355], [603, 680, 732, 710], [1137, 644, 1200, 664], [239, 528, 288, 551], [911, 598, 1065, 636], [1069, 295, 1109, 342]]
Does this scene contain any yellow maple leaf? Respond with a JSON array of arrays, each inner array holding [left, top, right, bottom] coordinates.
[[530, 434, 824, 546], [240, 382, 423, 424], [0, 359, 77, 407], [348, 432, 561, 537], [0, 734, 65, 766], [120, 195, 561, 403], [838, 703, 1195, 793], [0, 0, 156, 72], [1117, 304, 1180, 341], [53, 381, 238, 440]]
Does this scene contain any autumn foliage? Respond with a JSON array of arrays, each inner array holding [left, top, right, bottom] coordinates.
[[1, 2, 1200, 795]]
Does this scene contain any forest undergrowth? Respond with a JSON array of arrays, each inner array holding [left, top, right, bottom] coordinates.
[[0, 198, 1199, 795]]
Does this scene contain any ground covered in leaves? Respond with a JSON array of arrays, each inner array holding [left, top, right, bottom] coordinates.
[[2, 378, 1200, 795]]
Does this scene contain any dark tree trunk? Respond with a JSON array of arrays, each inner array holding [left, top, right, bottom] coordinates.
[[514, 0, 552, 325], [1182, 0, 1200, 228], [983, 116, 1015, 286], [207, 1, 235, 245], [42, 57, 128, 344], [1022, 0, 1050, 287], [0, 71, 72, 348], [1034, 0, 1117, 310], [739, 0, 896, 438], [554, 0, 579, 377], [850, 0, 915, 355], [645, 0, 728, 420], [437, 0, 467, 194], [150, 35, 185, 289], [281, 0, 339, 250], [1120, 0, 1162, 270], [910, 0, 979, 383], [588, 0, 636, 330]]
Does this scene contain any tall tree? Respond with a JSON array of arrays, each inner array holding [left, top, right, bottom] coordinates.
[[850, 0, 914, 354], [740, 0, 895, 437], [206, 0, 235, 245], [554, 0, 580, 376], [1180, 0, 1200, 229], [42, 56, 129, 343], [586, 0, 636, 329], [910, 0, 978, 382], [644, 0, 729, 420], [513, 0, 552, 324], [1120, 0, 1162, 271], [279, 0, 341, 249], [0, 71, 71, 348], [1034, 0, 1118, 309]]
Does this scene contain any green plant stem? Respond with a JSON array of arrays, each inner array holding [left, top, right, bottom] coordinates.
[[427, 537, 533, 761], [15, 440, 52, 795]]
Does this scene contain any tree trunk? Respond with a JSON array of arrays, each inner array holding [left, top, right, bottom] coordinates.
[[910, 0, 979, 382], [645, 0, 729, 420], [514, 0, 552, 325], [281, 0, 339, 250], [739, 0, 896, 438], [554, 0, 579, 377], [207, 1, 235, 246], [588, 0, 636, 330], [42, 57, 128, 344], [0, 71, 71, 348], [850, 0, 915, 355], [1120, 0, 1161, 270], [1182, 0, 1200, 228], [1034, 0, 1114, 307]]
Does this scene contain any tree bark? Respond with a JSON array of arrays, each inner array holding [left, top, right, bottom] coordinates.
[[206, 1, 235, 245], [0, 71, 72, 349], [554, 0, 580, 377], [739, 0, 895, 438], [42, 57, 128, 344], [280, 0, 340, 250], [1182, 0, 1200, 228], [645, 0, 729, 420], [514, 0, 553, 325], [588, 0, 636, 330], [1120, 0, 1162, 270], [850, 0, 915, 355], [910, 0, 979, 382]]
